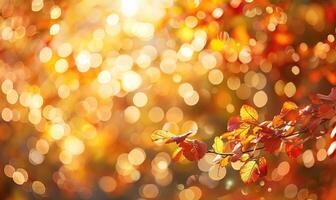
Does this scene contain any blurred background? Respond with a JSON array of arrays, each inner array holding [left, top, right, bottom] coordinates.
[[0, 0, 336, 199]]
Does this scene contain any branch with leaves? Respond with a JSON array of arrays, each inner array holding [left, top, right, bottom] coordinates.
[[152, 88, 336, 184]]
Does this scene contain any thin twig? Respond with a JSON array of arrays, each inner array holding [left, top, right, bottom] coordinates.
[[207, 146, 264, 157]]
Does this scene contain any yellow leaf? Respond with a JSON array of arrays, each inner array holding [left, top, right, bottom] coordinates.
[[151, 130, 176, 144], [212, 137, 224, 154], [240, 153, 250, 162], [234, 123, 250, 138], [252, 126, 262, 135], [219, 156, 229, 167], [281, 101, 298, 113], [240, 105, 258, 122], [239, 160, 259, 184], [241, 135, 256, 148], [222, 131, 235, 139]]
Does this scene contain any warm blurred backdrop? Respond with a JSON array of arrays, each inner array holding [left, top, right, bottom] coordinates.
[[0, 0, 336, 199]]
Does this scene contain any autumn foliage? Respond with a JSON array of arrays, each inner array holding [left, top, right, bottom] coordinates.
[[152, 88, 336, 184]]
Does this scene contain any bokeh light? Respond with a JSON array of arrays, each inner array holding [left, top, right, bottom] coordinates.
[[0, 0, 336, 199]]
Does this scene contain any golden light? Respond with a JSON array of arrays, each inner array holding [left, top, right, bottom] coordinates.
[[133, 92, 148, 107], [178, 44, 194, 61], [63, 136, 85, 155], [57, 43, 73, 58], [50, 24, 60, 35], [12, 171, 26, 185], [148, 107, 164, 123], [50, 6, 62, 19], [106, 14, 119, 25], [284, 82, 296, 98], [128, 148, 146, 166], [55, 59, 69, 73], [0, 0, 335, 199], [121, 0, 140, 17], [1, 79, 13, 94], [99, 176, 117, 193], [32, 181, 46, 195], [253, 90, 268, 108], [121, 71, 142, 92], [50, 124, 65, 140], [31, 0, 43, 12], [98, 70, 112, 84], [39, 47, 53, 63], [124, 106, 141, 123], [75, 51, 91, 72]]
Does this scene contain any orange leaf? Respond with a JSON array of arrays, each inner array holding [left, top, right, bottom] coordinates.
[[219, 156, 230, 167], [281, 101, 298, 114], [221, 131, 235, 139], [272, 115, 284, 128], [241, 135, 256, 147], [172, 147, 184, 162]]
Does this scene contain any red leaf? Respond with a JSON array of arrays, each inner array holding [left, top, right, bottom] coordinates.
[[179, 140, 208, 161], [318, 104, 334, 119], [307, 118, 321, 134], [309, 94, 322, 105], [258, 157, 267, 177], [230, 143, 243, 162], [261, 137, 281, 153], [169, 131, 193, 144], [285, 142, 303, 159], [227, 116, 242, 131], [259, 121, 275, 134], [283, 109, 300, 122]]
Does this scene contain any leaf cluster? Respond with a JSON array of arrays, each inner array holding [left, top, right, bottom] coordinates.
[[152, 88, 336, 184]]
